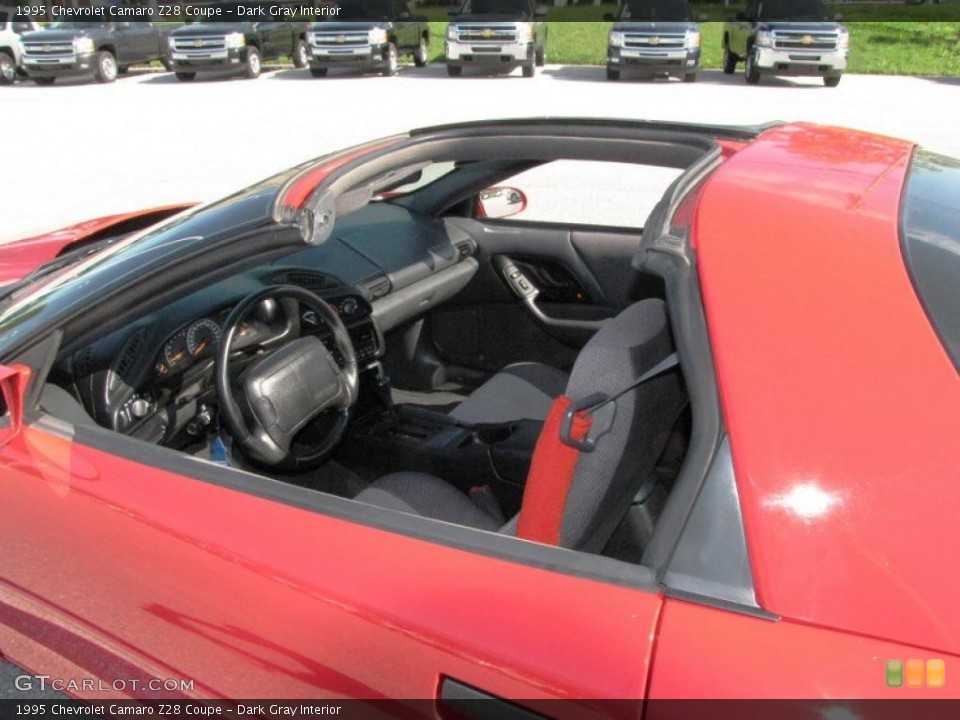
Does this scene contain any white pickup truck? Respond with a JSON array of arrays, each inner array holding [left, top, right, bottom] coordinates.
[[0, 7, 39, 84]]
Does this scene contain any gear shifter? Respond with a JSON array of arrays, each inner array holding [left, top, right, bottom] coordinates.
[[371, 366, 397, 423]]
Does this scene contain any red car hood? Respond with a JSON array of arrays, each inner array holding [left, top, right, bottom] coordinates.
[[0, 204, 196, 287]]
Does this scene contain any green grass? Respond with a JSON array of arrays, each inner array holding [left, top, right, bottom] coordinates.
[[423, 8, 960, 75]]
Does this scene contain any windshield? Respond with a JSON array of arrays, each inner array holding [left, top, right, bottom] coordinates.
[[901, 150, 960, 371], [458, 0, 529, 15], [757, 0, 830, 20], [331, 0, 393, 20], [50, 22, 107, 29], [621, 0, 692, 21]]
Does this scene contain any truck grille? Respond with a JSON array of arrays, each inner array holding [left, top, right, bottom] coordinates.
[[22, 41, 74, 58], [772, 31, 838, 52], [623, 33, 685, 49], [310, 32, 369, 48], [456, 27, 518, 44], [172, 36, 227, 52]]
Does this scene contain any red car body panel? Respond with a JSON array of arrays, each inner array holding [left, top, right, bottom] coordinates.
[[1, 425, 661, 707], [0, 204, 196, 286], [696, 124, 960, 656]]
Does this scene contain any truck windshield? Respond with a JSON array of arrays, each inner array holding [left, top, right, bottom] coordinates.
[[757, 0, 830, 20], [458, 0, 530, 15], [333, 0, 393, 20], [621, 0, 692, 21], [50, 22, 107, 28]]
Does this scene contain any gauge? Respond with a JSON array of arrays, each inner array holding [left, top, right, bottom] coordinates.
[[164, 331, 188, 370], [187, 318, 221, 357]]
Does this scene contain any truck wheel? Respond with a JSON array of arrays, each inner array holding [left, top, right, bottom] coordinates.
[[824, 74, 842, 87], [414, 36, 428, 67], [606, 65, 620, 81], [243, 47, 261, 79], [293, 40, 309, 69], [744, 50, 761, 85], [684, 72, 697, 83], [175, 72, 196, 82], [446, 64, 462, 77], [310, 67, 328, 78], [535, 44, 545, 67], [118, 66, 130, 75], [33, 76, 56, 86], [94, 50, 118, 83], [522, 61, 535, 78], [161, 57, 173, 72], [382, 43, 398, 76], [0, 52, 16, 85], [722, 44, 737, 74]]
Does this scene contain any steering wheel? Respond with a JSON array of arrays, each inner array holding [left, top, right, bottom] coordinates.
[[215, 285, 358, 470]]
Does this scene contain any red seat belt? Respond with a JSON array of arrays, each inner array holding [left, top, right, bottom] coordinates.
[[515, 396, 593, 545]]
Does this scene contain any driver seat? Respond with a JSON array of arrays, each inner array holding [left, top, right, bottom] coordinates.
[[355, 299, 686, 551]]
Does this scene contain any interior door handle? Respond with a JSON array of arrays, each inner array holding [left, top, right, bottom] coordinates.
[[437, 678, 548, 720], [494, 255, 607, 332]]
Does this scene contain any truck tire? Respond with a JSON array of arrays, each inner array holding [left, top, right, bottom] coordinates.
[[744, 49, 761, 85], [824, 74, 842, 87], [293, 39, 309, 69], [446, 63, 461, 77], [243, 47, 261, 79], [606, 65, 620, 81], [535, 44, 545, 67], [522, 61, 535, 78], [33, 76, 55, 86], [94, 50, 118, 83], [684, 71, 697, 83], [310, 67, 328, 78], [413, 36, 428, 67], [382, 43, 398, 76], [722, 43, 737, 74], [0, 51, 16, 85], [161, 57, 173, 72], [175, 71, 196, 81]]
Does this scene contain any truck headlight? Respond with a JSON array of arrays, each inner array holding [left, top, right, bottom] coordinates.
[[446, 25, 457, 42], [167, 35, 176, 50], [224, 32, 246, 49], [755, 30, 773, 48], [73, 37, 95, 54], [608, 31, 624, 48], [518, 24, 533, 43], [369, 28, 388, 45], [685, 30, 700, 49], [838, 30, 849, 51]]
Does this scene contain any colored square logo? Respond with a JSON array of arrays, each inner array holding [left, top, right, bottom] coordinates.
[[927, 659, 946, 688], [886, 659, 903, 688], [906, 659, 925, 688]]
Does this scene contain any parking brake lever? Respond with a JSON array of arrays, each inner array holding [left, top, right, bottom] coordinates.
[[494, 255, 608, 332]]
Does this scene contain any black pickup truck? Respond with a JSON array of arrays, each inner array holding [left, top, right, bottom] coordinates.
[[19, 21, 173, 85], [306, 0, 429, 77], [167, 19, 310, 81]]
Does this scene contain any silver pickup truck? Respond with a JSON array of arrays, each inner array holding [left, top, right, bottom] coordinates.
[[445, 0, 548, 78], [723, 0, 849, 86], [0, 7, 39, 84], [604, 0, 704, 82]]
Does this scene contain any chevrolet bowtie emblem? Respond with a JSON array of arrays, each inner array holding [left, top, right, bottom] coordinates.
[[194, 39, 203, 47], [44, 45, 51, 52], [482, 29, 494, 38], [337, 35, 345, 43], [649, 36, 660, 45], [802, 35, 814, 44]]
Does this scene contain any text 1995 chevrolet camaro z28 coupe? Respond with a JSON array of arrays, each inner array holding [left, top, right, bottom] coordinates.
[[0, 119, 958, 710]]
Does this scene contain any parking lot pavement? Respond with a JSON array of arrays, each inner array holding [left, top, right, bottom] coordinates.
[[3, 64, 959, 243]]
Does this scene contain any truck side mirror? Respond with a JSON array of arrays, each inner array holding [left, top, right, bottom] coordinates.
[[534, 7, 547, 18], [697, 13, 708, 21], [447, 6, 459, 17], [0, 364, 32, 448], [603, 12, 616, 21], [398, 10, 411, 18], [834, 13, 843, 20], [478, 187, 527, 220]]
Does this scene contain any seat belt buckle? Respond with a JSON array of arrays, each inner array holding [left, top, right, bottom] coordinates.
[[559, 392, 617, 453]]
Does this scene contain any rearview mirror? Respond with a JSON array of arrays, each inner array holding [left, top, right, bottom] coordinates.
[[0, 364, 31, 448], [478, 187, 527, 219]]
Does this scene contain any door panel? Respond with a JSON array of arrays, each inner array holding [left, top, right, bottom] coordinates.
[[1, 422, 661, 709], [429, 218, 653, 375]]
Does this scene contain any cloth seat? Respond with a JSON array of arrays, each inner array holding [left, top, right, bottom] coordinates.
[[355, 299, 688, 551], [448, 362, 570, 425]]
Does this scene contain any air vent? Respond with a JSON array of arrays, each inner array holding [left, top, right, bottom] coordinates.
[[363, 275, 392, 300], [111, 329, 146, 387], [280, 272, 332, 292], [454, 239, 476, 260]]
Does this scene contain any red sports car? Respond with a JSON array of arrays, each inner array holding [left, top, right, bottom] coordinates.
[[0, 119, 957, 710]]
